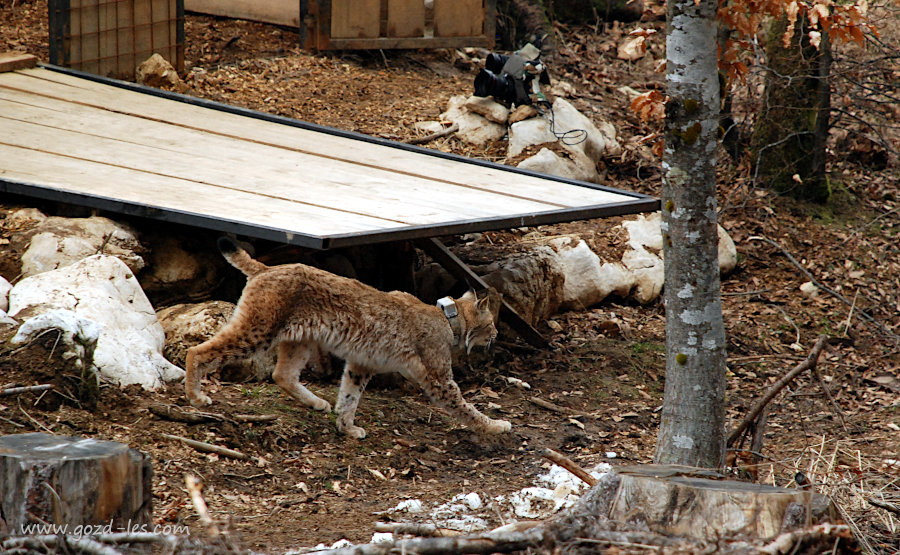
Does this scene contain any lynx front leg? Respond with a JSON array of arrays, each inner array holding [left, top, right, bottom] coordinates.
[[334, 362, 373, 439], [273, 341, 332, 412], [419, 370, 511, 434]]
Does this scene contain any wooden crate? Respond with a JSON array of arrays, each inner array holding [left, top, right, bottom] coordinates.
[[49, 0, 184, 80], [304, 0, 495, 50]]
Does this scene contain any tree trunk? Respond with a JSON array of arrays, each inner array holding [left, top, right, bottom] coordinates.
[[655, 0, 727, 468], [0, 433, 152, 535], [751, 16, 832, 203]]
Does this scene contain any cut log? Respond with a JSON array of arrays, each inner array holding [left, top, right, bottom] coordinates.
[[0, 433, 152, 535], [606, 465, 838, 540]]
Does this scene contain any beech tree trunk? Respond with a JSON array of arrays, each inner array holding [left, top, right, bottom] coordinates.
[[0, 433, 152, 535], [655, 0, 727, 467]]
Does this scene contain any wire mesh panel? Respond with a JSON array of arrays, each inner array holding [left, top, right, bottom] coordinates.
[[49, 0, 184, 80]]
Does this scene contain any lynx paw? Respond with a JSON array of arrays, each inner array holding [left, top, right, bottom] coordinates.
[[342, 425, 367, 440], [188, 393, 212, 408], [312, 398, 332, 412], [486, 419, 512, 434]]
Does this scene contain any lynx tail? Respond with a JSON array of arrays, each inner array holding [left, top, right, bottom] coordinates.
[[217, 236, 268, 277]]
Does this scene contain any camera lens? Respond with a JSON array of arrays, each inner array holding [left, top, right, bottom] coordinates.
[[484, 53, 509, 73]]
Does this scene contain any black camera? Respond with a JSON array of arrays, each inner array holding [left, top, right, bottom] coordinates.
[[474, 45, 549, 106]]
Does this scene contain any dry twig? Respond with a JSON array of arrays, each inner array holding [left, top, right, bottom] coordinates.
[[727, 335, 831, 447], [406, 123, 459, 145], [185, 474, 220, 539], [0, 384, 53, 396], [541, 448, 598, 487], [162, 433, 250, 461]]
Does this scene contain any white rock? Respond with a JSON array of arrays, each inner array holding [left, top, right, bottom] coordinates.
[[517, 148, 598, 183], [548, 237, 634, 309], [718, 226, 738, 274], [0, 274, 11, 313], [8, 255, 184, 389], [12, 309, 101, 370], [413, 120, 444, 134], [550, 98, 622, 161], [370, 532, 394, 544], [16, 213, 145, 278], [799, 281, 819, 298], [461, 492, 483, 510], [464, 95, 510, 124], [440, 95, 506, 146], [507, 117, 557, 158]]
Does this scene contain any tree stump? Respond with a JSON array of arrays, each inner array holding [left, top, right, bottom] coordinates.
[[0, 433, 152, 535], [606, 465, 838, 540]]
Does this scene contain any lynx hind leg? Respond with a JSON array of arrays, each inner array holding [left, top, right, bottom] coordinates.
[[419, 369, 511, 434], [273, 341, 332, 412], [334, 362, 373, 439], [186, 330, 262, 407]]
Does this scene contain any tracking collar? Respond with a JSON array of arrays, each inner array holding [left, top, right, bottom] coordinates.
[[437, 296, 461, 345]]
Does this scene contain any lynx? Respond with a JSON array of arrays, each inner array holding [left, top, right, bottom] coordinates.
[[184, 237, 512, 438]]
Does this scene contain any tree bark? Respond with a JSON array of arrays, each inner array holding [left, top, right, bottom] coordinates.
[[0, 433, 152, 535], [750, 16, 832, 202], [655, 0, 727, 468]]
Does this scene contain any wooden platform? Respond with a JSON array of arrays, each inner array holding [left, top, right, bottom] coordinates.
[[0, 63, 658, 250]]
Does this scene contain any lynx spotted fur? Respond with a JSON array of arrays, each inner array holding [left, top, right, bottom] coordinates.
[[184, 237, 511, 438]]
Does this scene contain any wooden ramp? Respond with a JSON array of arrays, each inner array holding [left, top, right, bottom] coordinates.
[[0, 62, 658, 250]]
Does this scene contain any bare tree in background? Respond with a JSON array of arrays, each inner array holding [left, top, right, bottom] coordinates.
[[654, 0, 727, 468]]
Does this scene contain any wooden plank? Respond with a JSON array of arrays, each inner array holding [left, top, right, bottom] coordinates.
[[185, 0, 301, 27], [433, 0, 482, 38], [387, 0, 424, 38], [0, 142, 398, 238], [0, 53, 38, 73], [0, 102, 561, 223], [5, 69, 636, 209], [330, 0, 379, 38], [417, 238, 547, 348]]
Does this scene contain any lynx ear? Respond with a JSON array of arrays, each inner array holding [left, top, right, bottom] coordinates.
[[474, 287, 501, 316]]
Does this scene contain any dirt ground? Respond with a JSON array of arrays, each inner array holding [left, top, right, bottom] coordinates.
[[1, 1, 899, 553]]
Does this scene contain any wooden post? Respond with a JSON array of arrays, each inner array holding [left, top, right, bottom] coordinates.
[[0, 433, 152, 535]]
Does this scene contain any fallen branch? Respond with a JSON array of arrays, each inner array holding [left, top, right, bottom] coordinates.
[[374, 522, 462, 537], [233, 413, 278, 423], [528, 396, 571, 415], [406, 123, 458, 145], [1, 384, 52, 396], [727, 335, 830, 446], [150, 404, 224, 424], [868, 498, 900, 516], [758, 523, 851, 555], [749, 235, 899, 343], [162, 433, 250, 461], [186, 474, 220, 539], [541, 448, 598, 487], [314, 527, 546, 555]]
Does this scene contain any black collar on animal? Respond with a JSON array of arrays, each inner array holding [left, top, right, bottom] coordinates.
[[437, 296, 461, 345]]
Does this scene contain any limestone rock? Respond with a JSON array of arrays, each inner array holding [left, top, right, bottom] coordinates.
[[13, 211, 146, 278], [517, 148, 599, 183], [0, 275, 10, 313], [508, 105, 538, 124], [9, 255, 183, 390], [464, 95, 510, 124], [547, 237, 634, 310], [551, 98, 622, 161], [440, 95, 506, 146], [136, 53, 186, 92], [139, 237, 222, 304], [507, 117, 557, 158]]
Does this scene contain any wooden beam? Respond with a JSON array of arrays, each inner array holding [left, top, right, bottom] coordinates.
[[417, 237, 548, 348], [0, 52, 37, 73]]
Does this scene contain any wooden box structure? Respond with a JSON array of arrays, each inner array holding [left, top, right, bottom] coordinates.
[[49, 0, 184, 80], [184, 0, 494, 50], [303, 0, 496, 50]]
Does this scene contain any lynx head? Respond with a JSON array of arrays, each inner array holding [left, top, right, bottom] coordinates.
[[457, 288, 500, 354]]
